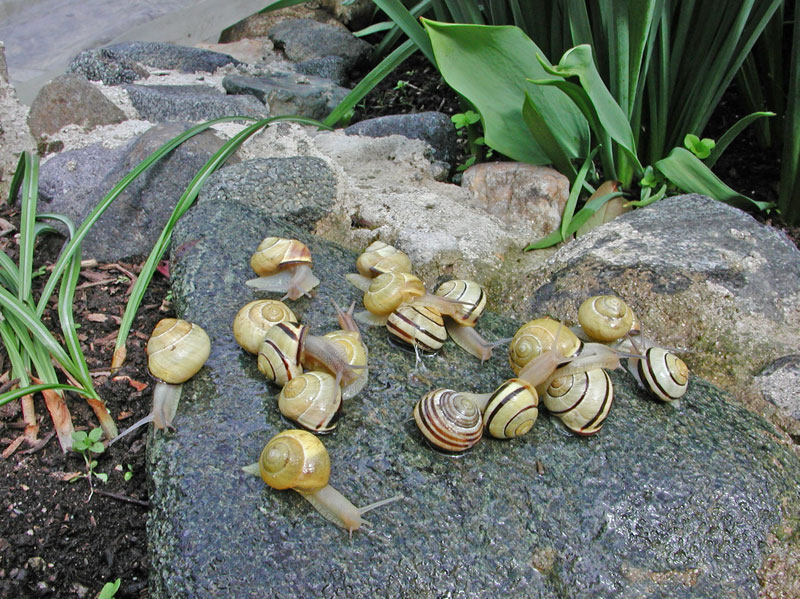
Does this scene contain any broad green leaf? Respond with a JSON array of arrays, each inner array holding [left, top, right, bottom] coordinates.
[[422, 19, 589, 164], [655, 148, 774, 211], [521, 92, 576, 182]]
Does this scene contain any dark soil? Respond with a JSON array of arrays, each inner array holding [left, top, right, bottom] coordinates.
[[1, 27, 797, 599]]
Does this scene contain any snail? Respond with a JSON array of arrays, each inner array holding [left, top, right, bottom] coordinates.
[[386, 303, 447, 353], [278, 371, 342, 433], [623, 334, 689, 402], [109, 318, 210, 445], [543, 368, 614, 435], [458, 378, 539, 439], [577, 295, 635, 342], [413, 388, 483, 452], [233, 299, 297, 354], [509, 317, 582, 377], [346, 241, 413, 290], [435, 279, 510, 362], [246, 237, 320, 301], [242, 429, 403, 535]]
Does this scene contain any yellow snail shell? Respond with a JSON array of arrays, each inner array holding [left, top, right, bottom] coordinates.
[[414, 388, 483, 452], [233, 299, 297, 354], [434, 279, 487, 326], [250, 237, 312, 275], [257, 322, 307, 386], [632, 347, 689, 402], [311, 330, 368, 400], [356, 241, 413, 277], [257, 428, 330, 491], [482, 378, 539, 439], [509, 317, 582, 376], [147, 318, 211, 384], [363, 271, 426, 316], [386, 304, 447, 352], [543, 368, 614, 436], [278, 372, 342, 433], [578, 295, 634, 342]]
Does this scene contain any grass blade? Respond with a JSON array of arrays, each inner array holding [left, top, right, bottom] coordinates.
[[373, 0, 436, 64], [706, 111, 774, 168], [0, 383, 88, 408], [18, 152, 39, 303]]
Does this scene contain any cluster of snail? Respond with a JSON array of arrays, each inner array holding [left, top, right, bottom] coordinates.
[[413, 294, 690, 453]]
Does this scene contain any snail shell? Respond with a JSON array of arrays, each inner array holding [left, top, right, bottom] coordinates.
[[386, 304, 447, 352], [257, 429, 330, 491], [233, 299, 297, 354], [414, 389, 483, 452], [257, 322, 307, 386], [633, 347, 689, 402], [321, 330, 368, 400], [577, 295, 634, 342], [364, 271, 426, 316], [279, 372, 342, 433], [250, 237, 312, 276], [509, 317, 582, 376], [434, 279, 487, 326], [356, 241, 413, 277], [147, 318, 211, 384], [482, 378, 539, 439], [543, 368, 614, 435]]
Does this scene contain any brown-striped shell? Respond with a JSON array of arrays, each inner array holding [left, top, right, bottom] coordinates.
[[543, 368, 614, 435], [577, 295, 634, 342], [257, 429, 330, 491], [147, 318, 211, 384], [482, 378, 539, 439], [386, 304, 447, 352], [233, 299, 297, 354], [356, 241, 413, 277], [434, 279, 487, 326], [363, 271, 426, 316], [633, 347, 689, 402], [413, 389, 483, 452], [250, 237, 312, 276], [508, 317, 582, 375], [257, 322, 307, 386], [278, 371, 342, 433]]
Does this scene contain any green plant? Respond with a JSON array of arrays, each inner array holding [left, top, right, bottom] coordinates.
[[69, 427, 107, 500], [97, 578, 121, 599]]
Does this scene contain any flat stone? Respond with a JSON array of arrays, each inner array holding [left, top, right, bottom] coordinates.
[[345, 112, 459, 164], [268, 18, 370, 70], [67, 47, 150, 85], [147, 196, 800, 599], [123, 84, 269, 122], [101, 41, 240, 73], [27, 74, 127, 138], [222, 72, 348, 121], [38, 143, 125, 209], [198, 156, 337, 231], [295, 56, 350, 86], [219, 7, 341, 43], [461, 162, 569, 240]]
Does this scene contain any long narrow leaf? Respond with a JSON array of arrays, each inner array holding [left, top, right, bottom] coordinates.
[[18, 152, 39, 303], [560, 148, 600, 239], [706, 111, 774, 168], [6, 152, 27, 206], [0, 384, 88, 408], [373, 0, 436, 63], [778, 0, 800, 224]]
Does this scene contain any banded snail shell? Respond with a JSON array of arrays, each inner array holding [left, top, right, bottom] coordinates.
[[258, 429, 330, 491], [414, 389, 483, 452], [233, 299, 297, 354], [482, 378, 539, 439], [279, 371, 342, 433], [543, 368, 614, 436], [386, 304, 447, 352], [434, 279, 487, 326], [635, 347, 689, 402], [578, 295, 634, 342], [147, 318, 211, 384], [508, 317, 582, 376], [364, 271, 426, 316], [356, 241, 413, 277], [257, 322, 307, 386], [250, 237, 311, 276]]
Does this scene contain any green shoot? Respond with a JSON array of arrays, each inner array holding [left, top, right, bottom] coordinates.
[[69, 427, 107, 501]]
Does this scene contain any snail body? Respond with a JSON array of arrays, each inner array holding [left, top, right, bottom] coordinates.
[[413, 388, 483, 452], [386, 304, 447, 353], [509, 318, 582, 377], [233, 299, 297, 354], [543, 368, 614, 435], [278, 372, 342, 433], [578, 295, 635, 342], [243, 430, 402, 534], [246, 237, 320, 301], [109, 319, 210, 445]]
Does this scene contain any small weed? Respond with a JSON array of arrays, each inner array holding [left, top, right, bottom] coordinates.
[[70, 427, 107, 501], [98, 578, 121, 599]]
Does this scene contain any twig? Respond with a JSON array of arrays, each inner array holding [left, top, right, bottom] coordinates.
[[94, 489, 150, 508]]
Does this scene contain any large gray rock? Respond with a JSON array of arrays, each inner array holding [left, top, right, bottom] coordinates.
[[146, 196, 800, 599], [124, 84, 269, 122], [268, 18, 371, 72], [27, 74, 127, 138], [345, 112, 459, 164], [0, 42, 35, 199], [37, 122, 236, 260], [518, 194, 800, 429], [99, 41, 240, 73], [223, 72, 348, 121], [67, 47, 150, 86]]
